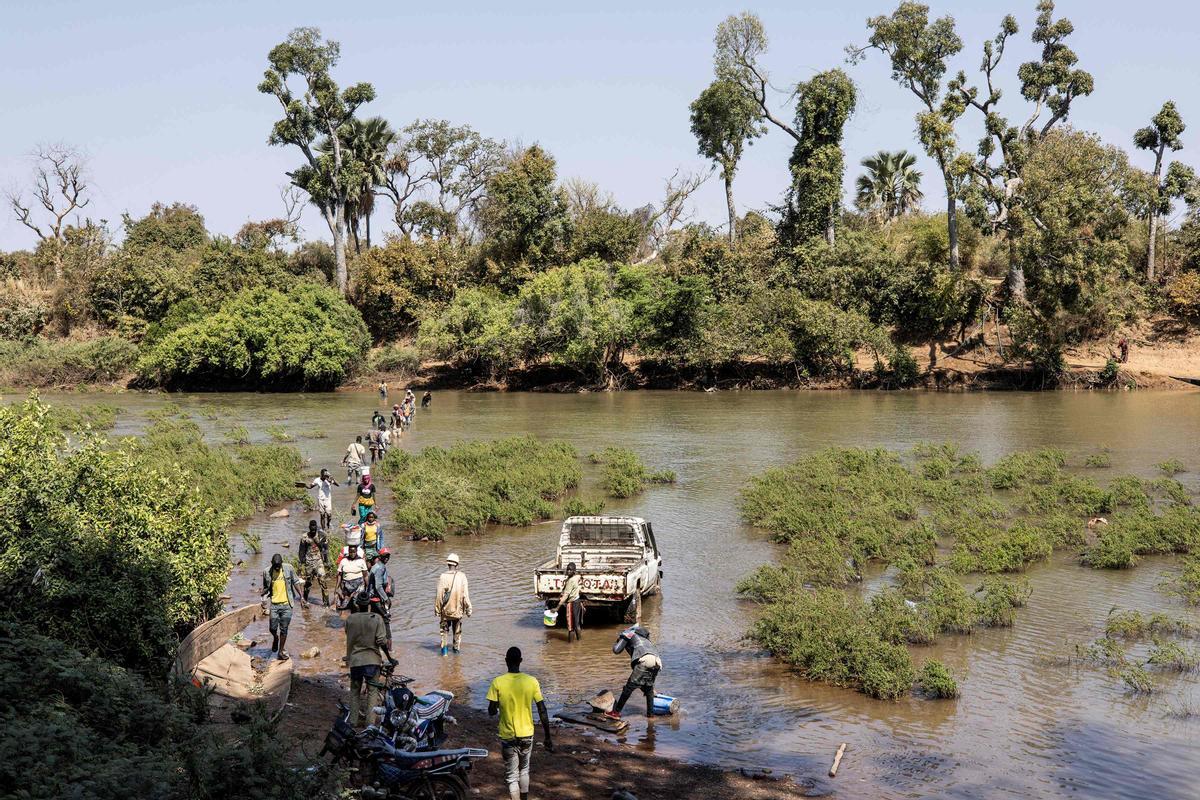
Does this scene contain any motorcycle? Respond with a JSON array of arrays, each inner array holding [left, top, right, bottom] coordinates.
[[322, 703, 484, 800], [376, 665, 456, 751]]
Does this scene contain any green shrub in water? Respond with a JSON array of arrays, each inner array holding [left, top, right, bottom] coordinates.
[[1116, 664, 1155, 694], [1146, 638, 1200, 672], [1104, 610, 1192, 640], [746, 587, 915, 700], [562, 496, 606, 516], [975, 576, 1032, 627], [378, 436, 581, 540], [589, 446, 676, 498], [266, 424, 293, 442], [1157, 458, 1187, 476], [1160, 552, 1200, 605], [1085, 452, 1111, 468], [918, 660, 960, 699]]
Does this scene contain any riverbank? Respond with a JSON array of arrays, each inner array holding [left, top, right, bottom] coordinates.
[[6, 317, 1199, 394], [282, 676, 820, 799]]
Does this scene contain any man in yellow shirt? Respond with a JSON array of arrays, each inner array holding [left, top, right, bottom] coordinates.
[[487, 647, 554, 800], [260, 553, 308, 660]]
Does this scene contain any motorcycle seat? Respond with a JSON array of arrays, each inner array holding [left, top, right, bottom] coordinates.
[[413, 695, 448, 719]]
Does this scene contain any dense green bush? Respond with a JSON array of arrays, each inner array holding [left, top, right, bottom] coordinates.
[[588, 446, 676, 498], [369, 344, 421, 375], [0, 400, 231, 674], [0, 280, 51, 339], [138, 284, 369, 390], [416, 287, 520, 380], [351, 236, 467, 340], [0, 623, 337, 800], [0, 336, 137, 388], [377, 436, 581, 539], [917, 660, 960, 699]]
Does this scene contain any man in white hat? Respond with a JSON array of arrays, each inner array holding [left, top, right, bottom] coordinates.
[[434, 553, 471, 656]]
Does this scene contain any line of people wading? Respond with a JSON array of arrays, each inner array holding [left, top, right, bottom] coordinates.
[[259, 389, 667, 800]]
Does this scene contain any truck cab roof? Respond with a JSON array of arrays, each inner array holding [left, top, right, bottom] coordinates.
[[559, 516, 652, 548]]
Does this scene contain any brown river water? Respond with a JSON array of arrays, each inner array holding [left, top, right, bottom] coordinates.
[[45, 389, 1200, 798]]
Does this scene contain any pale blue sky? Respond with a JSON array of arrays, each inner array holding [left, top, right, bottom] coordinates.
[[2, 0, 1197, 249]]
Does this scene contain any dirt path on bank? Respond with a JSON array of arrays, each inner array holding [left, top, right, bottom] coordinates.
[[281, 677, 825, 799]]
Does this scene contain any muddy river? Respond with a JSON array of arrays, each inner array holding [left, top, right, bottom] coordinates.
[[60, 389, 1200, 797]]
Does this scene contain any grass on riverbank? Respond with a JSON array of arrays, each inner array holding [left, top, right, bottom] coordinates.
[[0, 336, 136, 389], [377, 436, 581, 540], [588, 447, 676, 498], [738, 444, 1199, 699]]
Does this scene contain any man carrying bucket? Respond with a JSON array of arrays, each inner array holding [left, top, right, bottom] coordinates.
[[554, 562, 583, 642]]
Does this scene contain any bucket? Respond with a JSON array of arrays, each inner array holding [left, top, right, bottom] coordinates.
[[543, 609, 559, 627], [651, 693, 678, 716]]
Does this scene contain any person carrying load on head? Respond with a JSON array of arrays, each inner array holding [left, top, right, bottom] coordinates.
[[435, 553, 471, 656], [604, 625, 662, 720], [555, 562, 584, 642]]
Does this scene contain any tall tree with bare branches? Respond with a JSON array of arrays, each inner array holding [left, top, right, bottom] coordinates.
[[6, 144, 91, 281]]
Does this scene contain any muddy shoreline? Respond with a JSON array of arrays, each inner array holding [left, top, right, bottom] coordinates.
[[282, 676, 822, 799]]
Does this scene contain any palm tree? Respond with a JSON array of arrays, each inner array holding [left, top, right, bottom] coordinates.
[[855, 150, 923, 222], [319, 117, 396, 252]]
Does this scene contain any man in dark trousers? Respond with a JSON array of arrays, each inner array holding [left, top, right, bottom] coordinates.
[[345, 593, 396, 728], [487, 647, 554, 800], [298, 520, 331, 606], [605, 625, 662, 719]]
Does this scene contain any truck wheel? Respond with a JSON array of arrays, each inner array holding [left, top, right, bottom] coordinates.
[[622, 592, 641, 624]]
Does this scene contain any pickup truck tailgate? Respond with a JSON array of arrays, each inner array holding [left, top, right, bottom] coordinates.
[[536, 570, 628, 598]]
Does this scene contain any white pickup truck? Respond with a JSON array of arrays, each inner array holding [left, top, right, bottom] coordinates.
[[534, 516, 663, 623]]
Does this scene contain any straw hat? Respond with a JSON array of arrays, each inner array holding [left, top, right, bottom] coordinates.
[[446, 553, 460, 566]]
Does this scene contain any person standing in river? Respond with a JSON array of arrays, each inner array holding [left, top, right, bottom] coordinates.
[[487, 646, 554, 800], [361, 510, 384, 560], [555, 562, 584, 641], [261, 553, 307, 660], [345, 592, 395, 729], [299, 521, 331, 606], [421, 391, 431, 409], [367, 548, 394, 649], [378, 381, 388, 401], [435, 553, 471, 656], [336, 543, 369, 610], [351, 474, 378, 523], [297, 468, 338, 531], [605, 625, 662, 720], [343, 436, 367, 485]]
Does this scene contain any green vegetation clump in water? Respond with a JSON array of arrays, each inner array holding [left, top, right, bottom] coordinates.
[[589, 447, 676, 498], [1085, 452, 1112, 468], [739, 563, 1027, 698], [1160, 552, 1200, 604], [1146, 638, 1200, 672], [266, 424, 294, 442], [917, 660, 960, 699], [377, 436, 581, 539], [33, 401, 123, 433], [1157, 458, 1187, 476], [127, 417, 305, 521], [738, 443, 1199, 698], [562, 496, 606, 516]]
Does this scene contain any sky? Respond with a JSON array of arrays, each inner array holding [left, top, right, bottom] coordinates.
[[2, 0, 1198, 250]]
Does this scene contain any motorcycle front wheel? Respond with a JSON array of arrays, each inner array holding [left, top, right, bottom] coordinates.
[[403, 773, 467, 800]]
